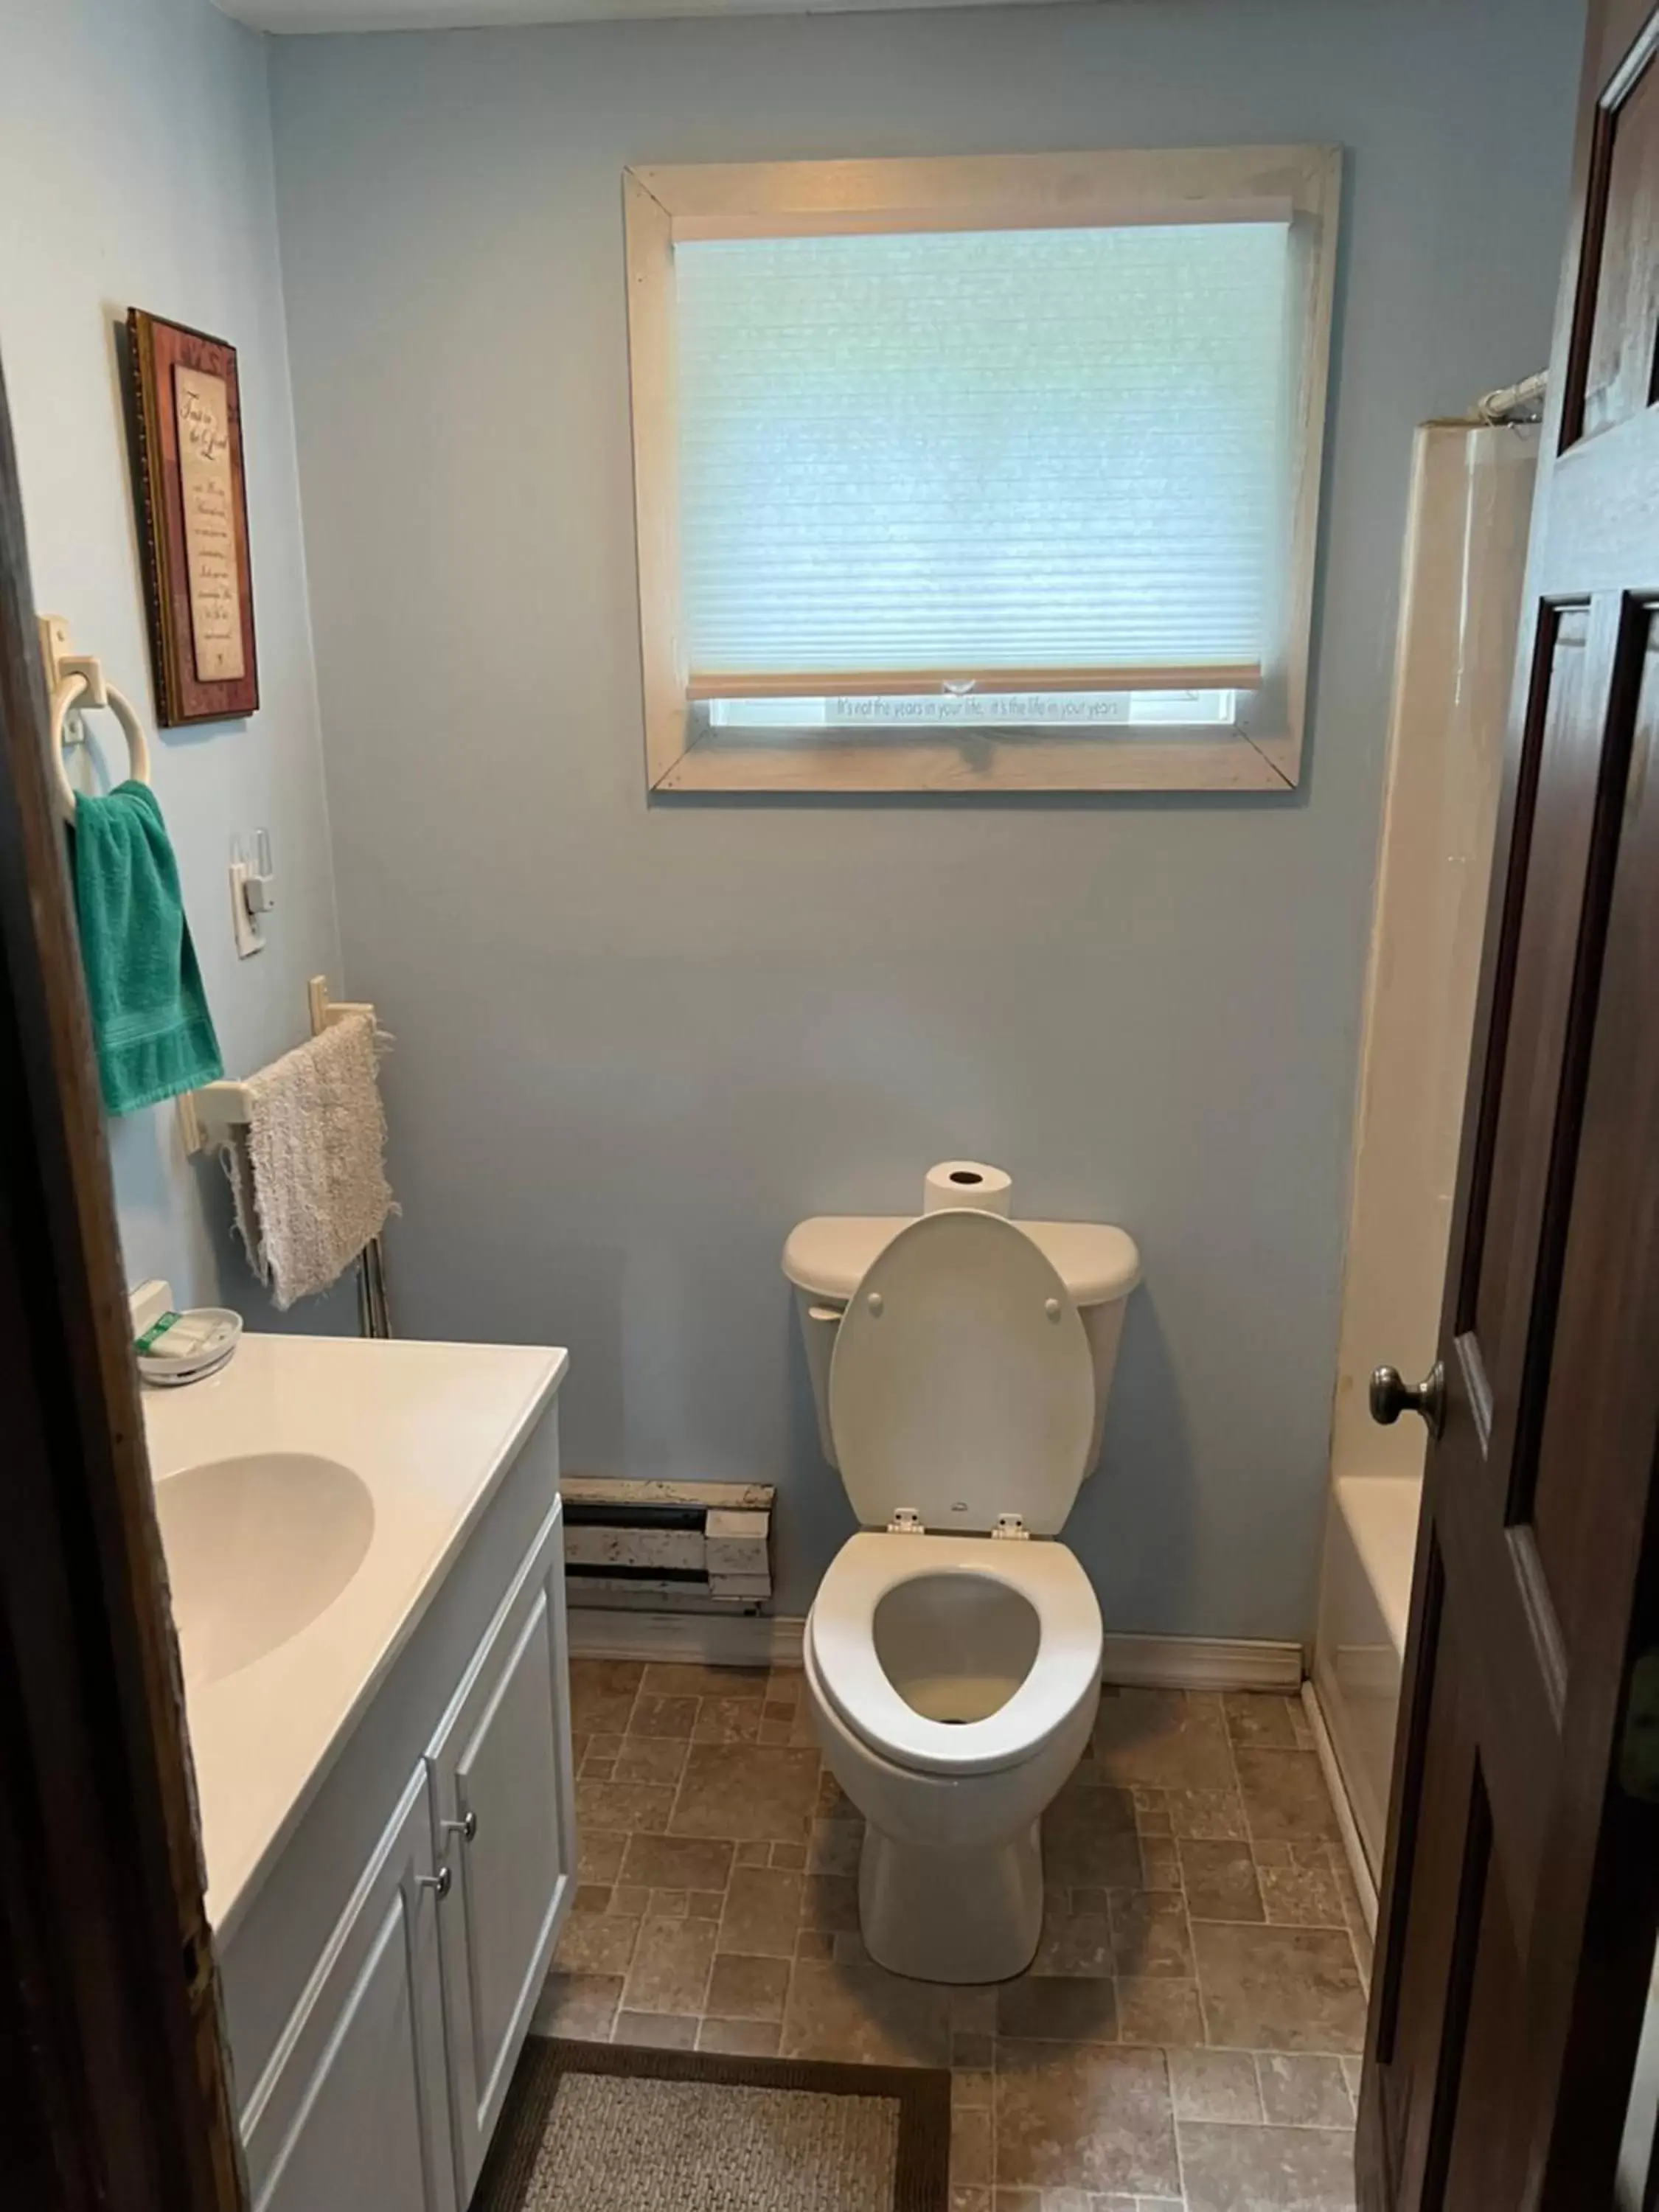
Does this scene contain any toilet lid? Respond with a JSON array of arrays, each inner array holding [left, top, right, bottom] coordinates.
[[827, 1210, 1096, 1535]]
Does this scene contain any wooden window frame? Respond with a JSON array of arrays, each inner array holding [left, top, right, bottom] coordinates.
[[623, 145, 1341, 796]]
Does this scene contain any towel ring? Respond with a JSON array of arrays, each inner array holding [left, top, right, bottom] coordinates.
[[52, 672, 151, 823]]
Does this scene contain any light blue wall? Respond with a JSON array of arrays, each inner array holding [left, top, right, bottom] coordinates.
[[0, 0, 351, 1327], [267, 0, 1580, 1630]]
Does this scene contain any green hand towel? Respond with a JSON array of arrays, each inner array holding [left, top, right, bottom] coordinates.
[[71, 780, 223, 1116]]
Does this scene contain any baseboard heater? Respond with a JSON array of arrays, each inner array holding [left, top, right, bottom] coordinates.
[[561, 1478, 775, 1613]]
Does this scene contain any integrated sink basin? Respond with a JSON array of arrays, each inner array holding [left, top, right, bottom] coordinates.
[[154, 1452, 375, 1686], [141, 1332, 568, 1931]]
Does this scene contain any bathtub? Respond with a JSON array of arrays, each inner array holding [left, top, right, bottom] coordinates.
[[1313, 1475, 1422, 1885]]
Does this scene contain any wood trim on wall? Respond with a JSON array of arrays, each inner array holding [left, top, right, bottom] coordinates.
[[651, 734, 1295, 795], [622, 144, 1341, 797], [0, 349, 245, 2209], [624, 170, 687, 793], [630, 144, 1321, 236]]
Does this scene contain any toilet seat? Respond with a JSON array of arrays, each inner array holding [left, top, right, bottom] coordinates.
[[807, 1530, 1102, 1778]]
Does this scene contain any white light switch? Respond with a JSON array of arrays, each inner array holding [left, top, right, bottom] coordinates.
[[229, 830, 274, 958]]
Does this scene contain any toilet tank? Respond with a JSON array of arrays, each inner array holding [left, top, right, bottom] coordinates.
[[782, 1215, 1141, 1477]]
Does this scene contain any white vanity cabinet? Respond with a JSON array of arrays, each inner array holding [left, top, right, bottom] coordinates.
[[428, 1500, 576, 2199], [242, 1767, 458, 2212], [231, 1479, 576, 2212]]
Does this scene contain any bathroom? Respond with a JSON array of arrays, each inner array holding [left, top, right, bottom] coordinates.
[[8, 0, 1659, 2207]]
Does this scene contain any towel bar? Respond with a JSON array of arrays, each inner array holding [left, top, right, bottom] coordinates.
[[178, 974, 392, 1338], [177, 976, 375, 1156]]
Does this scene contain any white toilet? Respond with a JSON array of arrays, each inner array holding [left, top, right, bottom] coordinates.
[[784, 1203, 1141, 1983]]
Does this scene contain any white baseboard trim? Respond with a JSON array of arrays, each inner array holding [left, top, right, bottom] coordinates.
[[1301, 1679, 1380, 1937], [1101, 1632, 1304, 1693], [566, 1607, 1304, 1691]]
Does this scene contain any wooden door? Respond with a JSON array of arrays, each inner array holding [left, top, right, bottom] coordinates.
[[428, 1501, 576, 2201], [1360, 4, 1659, 2205], [240, 1770, 456, 2212], [0, 361, 245, 2203]]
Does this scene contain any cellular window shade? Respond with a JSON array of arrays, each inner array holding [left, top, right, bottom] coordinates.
[[674, 222, 1292, 691]]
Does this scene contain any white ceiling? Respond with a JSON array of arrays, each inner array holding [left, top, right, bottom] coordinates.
[[217, 0, 1061, 29]]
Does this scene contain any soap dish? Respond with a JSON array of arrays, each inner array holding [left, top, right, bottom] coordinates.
[[136, 1305, 243, 1388]]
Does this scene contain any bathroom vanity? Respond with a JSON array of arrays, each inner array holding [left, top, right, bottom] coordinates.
[[141, 1330, 574, 2212]]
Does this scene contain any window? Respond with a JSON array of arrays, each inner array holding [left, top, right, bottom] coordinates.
[[624, 147, 1340, 795]]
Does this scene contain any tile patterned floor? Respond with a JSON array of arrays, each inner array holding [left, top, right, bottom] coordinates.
[[533, 1662, 1373, 2212]]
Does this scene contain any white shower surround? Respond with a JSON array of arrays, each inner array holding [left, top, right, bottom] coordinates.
[[1311, 420, 1537, 1885]]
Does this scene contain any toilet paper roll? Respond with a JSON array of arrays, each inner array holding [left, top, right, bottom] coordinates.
[[923, 1161, 1013, 1216]]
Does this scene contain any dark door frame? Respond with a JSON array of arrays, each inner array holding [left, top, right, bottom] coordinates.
[[0, 344, 243, 2208]]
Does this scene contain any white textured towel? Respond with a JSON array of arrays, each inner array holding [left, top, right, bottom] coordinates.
[[223, 1010, 394, 1310]]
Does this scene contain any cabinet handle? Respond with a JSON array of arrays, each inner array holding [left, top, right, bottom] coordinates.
[[441, 1810, 478, 1844], [418, 1864, 452, 1900]]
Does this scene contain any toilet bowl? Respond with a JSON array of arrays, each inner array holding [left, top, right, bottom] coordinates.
[[806, 1531, 1102, 1981], [790, 1205, 1137, 1983]]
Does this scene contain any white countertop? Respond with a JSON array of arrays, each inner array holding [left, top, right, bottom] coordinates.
[[142, 1333, 567, 1938]]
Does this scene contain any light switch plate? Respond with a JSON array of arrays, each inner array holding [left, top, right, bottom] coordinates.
[[230, 859, 265, 957]]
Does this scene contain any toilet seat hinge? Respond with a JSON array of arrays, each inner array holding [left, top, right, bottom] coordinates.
[[888, 1507, 925, 1534], [991, 1514, 1029, 1540]]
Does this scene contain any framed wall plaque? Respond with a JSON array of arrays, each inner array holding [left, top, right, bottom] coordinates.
[[126, 310, 259, 726]]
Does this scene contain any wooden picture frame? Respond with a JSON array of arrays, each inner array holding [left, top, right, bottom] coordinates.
[[126, 310, 260, 726], [622, 146, 1341, 796]]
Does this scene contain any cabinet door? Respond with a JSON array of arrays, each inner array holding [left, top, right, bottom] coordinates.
[[241, 1768, 456, 2212], [429, 1498, 576, 2199]]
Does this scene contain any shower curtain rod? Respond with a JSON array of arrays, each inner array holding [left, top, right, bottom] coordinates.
[[1477, 369, 1548, 424]]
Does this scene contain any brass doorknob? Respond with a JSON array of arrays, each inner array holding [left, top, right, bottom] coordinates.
[[1369, 1361, 1446, 1439]]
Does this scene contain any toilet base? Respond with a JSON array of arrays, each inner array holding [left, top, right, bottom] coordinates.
[[858, 1819, 1043, 1983]]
